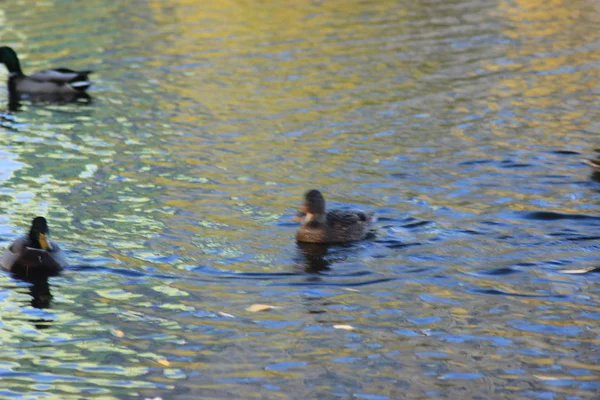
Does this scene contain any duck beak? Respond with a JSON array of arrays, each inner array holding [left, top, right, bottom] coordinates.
[[38, 232, 51, 251], [293, 212, 306, 222], [293, 205, 308, 222]]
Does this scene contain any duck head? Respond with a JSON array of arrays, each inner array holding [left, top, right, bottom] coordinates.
[[28, 216, 52, 251], [0, 46, 23, 76], [294, 189, 326, 223]]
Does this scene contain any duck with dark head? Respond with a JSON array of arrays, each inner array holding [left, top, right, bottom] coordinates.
[[294, 189, 375, 244], [0, 46, 93, 102], [1, 216, 69, 278]]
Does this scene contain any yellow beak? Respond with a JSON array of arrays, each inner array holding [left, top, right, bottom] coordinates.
[[38, 233, 50, 251]]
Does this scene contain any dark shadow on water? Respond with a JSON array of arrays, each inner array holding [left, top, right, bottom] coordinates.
[[6, 248, 63, 326], [295, 242, 332, 274], [10, 270, 55, 329], [294, 240, 371, 274], [7, 87, 93, 112], [10, 264, 58, 309]]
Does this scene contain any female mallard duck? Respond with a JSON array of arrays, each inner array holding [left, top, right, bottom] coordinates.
[[0, 46, 93, 96], [294, 189, 375, 243], [1, 217, 68, 277]]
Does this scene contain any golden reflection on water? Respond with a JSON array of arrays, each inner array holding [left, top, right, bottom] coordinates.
[[0, 0, 599, 399], [491, 0, 599, 133]]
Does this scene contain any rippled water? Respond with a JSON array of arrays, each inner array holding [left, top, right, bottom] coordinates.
[[1, 0, 599, 398]]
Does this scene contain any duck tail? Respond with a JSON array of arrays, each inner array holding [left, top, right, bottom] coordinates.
[[70, 71, 93, 92], [54, 68, 93, 92], [70, 80, 92, 91]]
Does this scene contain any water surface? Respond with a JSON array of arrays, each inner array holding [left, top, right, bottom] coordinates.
[[0, 0, 599, 399]]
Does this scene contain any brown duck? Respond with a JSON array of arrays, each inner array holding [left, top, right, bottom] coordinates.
[[295, 189, 375, 244]]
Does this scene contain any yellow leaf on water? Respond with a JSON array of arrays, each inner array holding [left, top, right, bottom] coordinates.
[[246, 304, 278, 312], [218, 312, 235, 318], [157, 359, 170, 367], [111, 329, 125, 338], [333, 324, 355, 331]]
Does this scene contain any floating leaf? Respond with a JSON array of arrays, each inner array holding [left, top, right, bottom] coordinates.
[[218, 312, 235, 318], [333, 324, 355, 330], [246, 304, 279, 312], [343, 288, 359, 292], [111, 329, 125, 338], [157, 359, 170, 367]]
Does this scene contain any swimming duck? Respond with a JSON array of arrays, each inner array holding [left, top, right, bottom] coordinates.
[[0, 46, 93, 96], [294, 189, 375, 243], [1, 217, 69, 277], [583, 157, 600, 172]]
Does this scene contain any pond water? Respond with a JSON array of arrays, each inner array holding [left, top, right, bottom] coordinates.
[[1, 0, 599, 399]]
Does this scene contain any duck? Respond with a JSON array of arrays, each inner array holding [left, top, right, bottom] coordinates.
[[583, 157, 600, 172], [0, 46, 93, 96], [294, 189, 375, 244], [1, 217, 69, 277]]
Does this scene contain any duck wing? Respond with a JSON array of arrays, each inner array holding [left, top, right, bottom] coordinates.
[[47, 240, 69, 269], [1, 236, 68, 273], [28, 68, 93, 91], [327, 209, 373, 227], [325, 209, 374, 242], [2, 236, 30, 271], [10, 248, 64, 276]]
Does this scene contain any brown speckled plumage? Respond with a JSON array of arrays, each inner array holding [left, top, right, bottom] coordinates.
[[296, 190, 375, 244]]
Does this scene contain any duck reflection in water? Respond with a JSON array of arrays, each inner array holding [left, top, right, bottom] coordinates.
[[11, 251, 59, 330], [8, 249, 60, 326], [12, 269, 53, 310], [7, 269, 56, 330], [7, 83, 92, 112], [296, 241, 332, 274]]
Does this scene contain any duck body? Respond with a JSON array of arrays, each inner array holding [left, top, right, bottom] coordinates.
[[0, 46, 92, 96], [11, 68, 93, 95], [295, 190, 375, 244], [1, 217, 68, 277], [297, 209, 375, 243]]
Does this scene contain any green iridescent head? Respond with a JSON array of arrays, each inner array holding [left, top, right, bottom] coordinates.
[[0, 46, 23, 75]]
